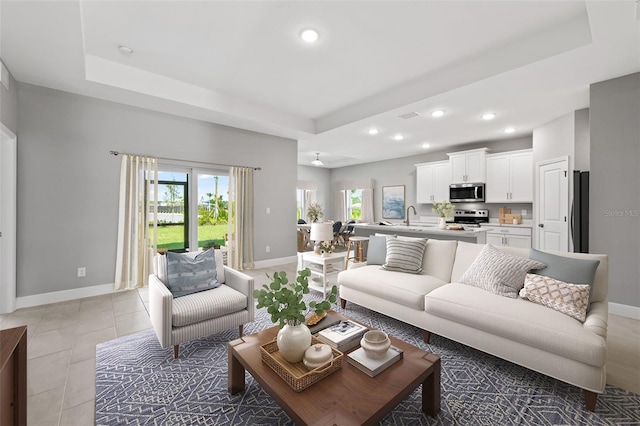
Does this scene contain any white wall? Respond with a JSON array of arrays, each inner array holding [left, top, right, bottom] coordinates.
[[16, 83, 297, 299], [0, 58, 18, 133], [590, 72, 640, 310]]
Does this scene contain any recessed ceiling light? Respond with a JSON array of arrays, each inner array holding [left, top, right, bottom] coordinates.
[[504, 127, 516, 134], [422, 143, 431, 149], [118, 45, 133, 55], [482, 113, 497, 120], [301, 29, 319, 43], [394, 134, 404, 141], [431, 110, 445, 118], [368, 128, 379, 135]]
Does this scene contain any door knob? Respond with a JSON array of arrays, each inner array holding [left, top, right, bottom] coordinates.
[[538, 224, 544, 228]]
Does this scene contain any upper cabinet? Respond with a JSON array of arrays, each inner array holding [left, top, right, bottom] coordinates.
[[416, 161, 450, 203], [485, 149, 533, 203], [447, 148, 488, 183]]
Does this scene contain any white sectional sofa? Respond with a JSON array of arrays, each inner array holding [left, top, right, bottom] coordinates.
[[337, 239, 608, 411]]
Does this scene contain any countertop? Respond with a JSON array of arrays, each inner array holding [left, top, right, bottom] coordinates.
[[353, 223, 488, 237]]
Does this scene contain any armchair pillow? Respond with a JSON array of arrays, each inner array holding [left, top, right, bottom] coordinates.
[[381, 237, 427, 274], [166, 249, 221, 297], [529, 248, 600, 286], [520, 273, 590, 322]]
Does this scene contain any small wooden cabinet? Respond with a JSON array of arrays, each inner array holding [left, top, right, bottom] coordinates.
[[486, 226, 532, 248], [448, 148, 488, 184], [416, 161, 450, 203], [486, 149, 533, 203]]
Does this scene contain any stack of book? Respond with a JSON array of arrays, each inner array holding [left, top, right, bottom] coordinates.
[[347, 346, 403, 377], [315, 320, 368, 352]]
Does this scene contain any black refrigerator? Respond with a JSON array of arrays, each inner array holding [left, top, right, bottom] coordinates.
[[571, 171, 589, 253]]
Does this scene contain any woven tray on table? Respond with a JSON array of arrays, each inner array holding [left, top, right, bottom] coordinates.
[[260, 336, 343, 392]]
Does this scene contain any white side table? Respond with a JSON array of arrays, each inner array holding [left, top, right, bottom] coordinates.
[[298, 251, 348, 298]]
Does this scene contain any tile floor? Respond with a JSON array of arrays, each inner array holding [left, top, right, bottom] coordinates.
[[1, 263, 638, 425]]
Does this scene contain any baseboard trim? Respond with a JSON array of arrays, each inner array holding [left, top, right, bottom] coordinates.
[[609, 302, 640, 320], [15, 283, 115, 310], [253, 255, 298, 269]]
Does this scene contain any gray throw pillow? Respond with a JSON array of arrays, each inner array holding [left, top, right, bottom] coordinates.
[[529, 249, 600, 286], [381, 237, 427, 274], [367, 235, 389, 265], [458, 245, 546, 298], [166, 249, 220, 297]]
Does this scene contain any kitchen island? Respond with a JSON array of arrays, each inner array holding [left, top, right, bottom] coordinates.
[[353, 223, 489, 244]]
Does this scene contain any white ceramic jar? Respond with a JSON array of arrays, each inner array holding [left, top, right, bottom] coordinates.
[[303, 343, 333, 370], [360, 330, 391, 359]]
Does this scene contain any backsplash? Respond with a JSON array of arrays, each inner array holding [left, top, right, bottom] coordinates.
[[415, 202, 533, 220]]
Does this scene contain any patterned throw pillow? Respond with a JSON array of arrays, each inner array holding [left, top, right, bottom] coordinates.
[[458, 244, 546, 298], [520, 273, 590, 322], [166, 249, 220, 297], [381, 237, 427, 274]]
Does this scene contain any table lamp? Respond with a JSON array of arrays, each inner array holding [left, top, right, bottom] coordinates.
[[310, 222, 333, 254]]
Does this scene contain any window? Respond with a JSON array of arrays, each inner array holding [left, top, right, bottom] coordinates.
[[151, 167, 229, 252], [296, 188, 305, 221], [347, 189, 363, 220]]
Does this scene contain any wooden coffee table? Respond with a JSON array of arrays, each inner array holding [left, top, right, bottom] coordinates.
[[228, 313, 440, 425]]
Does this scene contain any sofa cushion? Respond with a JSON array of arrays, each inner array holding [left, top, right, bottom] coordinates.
[[458, 244, 545, 298], [520, 274, 590, 322], [367, 235, 389, 265], [166, 249, 221, 297], [424, 283, 606, 367], [338, 265, 446, 310], [529, 248, 600, 286], [381, 237, 428, 274], [421, 239, 458, 282], [172, 284, 247, 327]]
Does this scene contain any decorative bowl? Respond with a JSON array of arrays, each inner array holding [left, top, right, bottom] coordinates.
[[360, 330, 391, 359]]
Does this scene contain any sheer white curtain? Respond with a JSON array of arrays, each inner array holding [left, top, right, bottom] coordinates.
[[334, 189, 346, 222], [304, 189, 317, 221], [114, 155, 158, 291], [228, 166, 254, 270], [361, 188, 374, 223]]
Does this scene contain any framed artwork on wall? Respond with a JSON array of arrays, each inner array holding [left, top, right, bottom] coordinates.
[[382, 185, 405, 219]]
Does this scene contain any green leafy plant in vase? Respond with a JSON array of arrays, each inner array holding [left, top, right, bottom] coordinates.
[[254, 268, 337, 362]]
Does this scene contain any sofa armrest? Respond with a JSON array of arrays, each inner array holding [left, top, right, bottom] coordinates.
[[149, 274, 173, 348], [584, 300, 608, 339], [223, 266, 255, 321]]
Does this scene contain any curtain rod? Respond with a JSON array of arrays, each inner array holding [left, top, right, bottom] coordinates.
[[109, 150, 261, 171]]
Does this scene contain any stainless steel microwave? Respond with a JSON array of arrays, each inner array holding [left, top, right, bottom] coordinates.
[[449, 183, 485, 203]]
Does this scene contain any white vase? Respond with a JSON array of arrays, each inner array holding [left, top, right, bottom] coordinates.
[[277, 322, 312, 363], [438, 217, 447, 229]]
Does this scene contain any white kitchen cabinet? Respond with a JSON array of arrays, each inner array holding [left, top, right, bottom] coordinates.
[[486, 150, 533, 203], [416, 161, 450, 203], [486, 226, 532, 248], [448, 148, 488, 183]]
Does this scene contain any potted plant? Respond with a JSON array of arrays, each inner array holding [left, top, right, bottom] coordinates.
[[319, 241, 335, 256], [306, 203, 324, 223], [254, 268, 338, 362], [432, 200, 455, 229]]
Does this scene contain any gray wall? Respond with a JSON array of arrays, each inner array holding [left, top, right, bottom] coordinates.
[[0, 59, 18, 133], [590, 72, 640, 308], [331, 136, 533, 223], [297, 165, 331, 219], [17, 83, 297, 297]]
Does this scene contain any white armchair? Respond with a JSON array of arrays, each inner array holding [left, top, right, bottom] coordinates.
[[149, 250, 254, 359]]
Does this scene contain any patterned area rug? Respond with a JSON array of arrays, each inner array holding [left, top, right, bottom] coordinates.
[[96, 296, 640, 425]]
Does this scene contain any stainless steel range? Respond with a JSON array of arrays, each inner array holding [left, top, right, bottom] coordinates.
[[449, 209, 489, 227]]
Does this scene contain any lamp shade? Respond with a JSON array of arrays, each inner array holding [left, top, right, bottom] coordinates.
[[310, 222, 333, 242]]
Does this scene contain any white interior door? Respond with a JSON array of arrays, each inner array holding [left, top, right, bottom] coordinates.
[[0, 123, 17, 313], [537, 158, 569, 251]]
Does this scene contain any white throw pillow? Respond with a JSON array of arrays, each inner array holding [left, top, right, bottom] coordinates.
[[520, 273, 590, 322], [381, 237, 427, 274], [458, 244, 545, 298]]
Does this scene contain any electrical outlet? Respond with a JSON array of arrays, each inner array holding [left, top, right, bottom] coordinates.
[[266, 207, 271, 214], [266, 245, 270, 253], [77, 267, 86, 277], [521, 209, 527, 216]]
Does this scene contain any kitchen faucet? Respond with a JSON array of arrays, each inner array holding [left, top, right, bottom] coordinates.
[[405, 205, 417, 226]]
